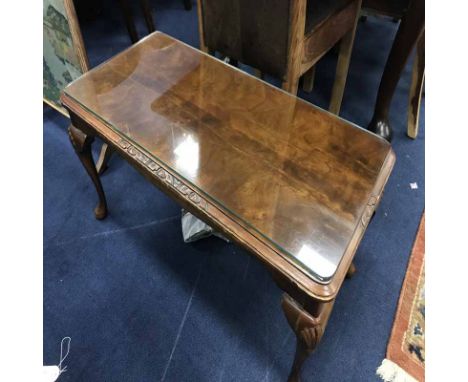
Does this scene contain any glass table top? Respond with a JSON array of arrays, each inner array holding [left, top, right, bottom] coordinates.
[[63, 32, 392, 283]]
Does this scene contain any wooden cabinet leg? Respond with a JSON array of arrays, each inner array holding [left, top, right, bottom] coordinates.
[[281, 294, 334, 382], [68, 125, 108, 220]]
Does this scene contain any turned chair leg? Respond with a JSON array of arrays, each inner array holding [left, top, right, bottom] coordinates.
[[329, 0, 361, 115], [68, 125, 108, 220], [407, 31, 425, 139], [281, 294, 334, 382], [96, 143, 115, 175]]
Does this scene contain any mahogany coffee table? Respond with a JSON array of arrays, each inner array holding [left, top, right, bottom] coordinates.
[[61, 32, 395, 381]]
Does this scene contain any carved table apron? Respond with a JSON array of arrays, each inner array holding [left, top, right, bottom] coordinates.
[[61, 32, 395, 382]]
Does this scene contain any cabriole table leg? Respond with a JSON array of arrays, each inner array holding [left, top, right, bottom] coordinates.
[[68, 124, 108, 220], [281, 294, 334, 382]]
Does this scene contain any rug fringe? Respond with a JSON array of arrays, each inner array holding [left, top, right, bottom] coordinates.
[[376, 359, 418, 382]]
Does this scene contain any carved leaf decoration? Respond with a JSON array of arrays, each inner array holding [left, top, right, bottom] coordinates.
[[116, 138, 208, 212], [300, 326, 323, 351]]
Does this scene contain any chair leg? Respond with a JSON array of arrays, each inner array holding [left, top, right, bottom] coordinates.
[[407, 32, 425, 139], [140, 0, 156, 34], [282, 0, 307, 95], [196, 0, 208, 52], [282, 48, 302, 94], [118, 0, 139, 44], [282, 74, 301, 94], [329, 1, 361, 115], [302, 66, 316, 93]]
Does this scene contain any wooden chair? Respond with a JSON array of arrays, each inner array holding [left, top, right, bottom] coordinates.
[[197, 0, 362, 114]]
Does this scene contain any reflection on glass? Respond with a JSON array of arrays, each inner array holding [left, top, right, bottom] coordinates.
[[296, 245, 337, 280], [174, 134, 199, 178]]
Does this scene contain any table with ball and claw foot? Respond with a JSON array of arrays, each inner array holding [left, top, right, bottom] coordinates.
[[61, 32, 394, 382]]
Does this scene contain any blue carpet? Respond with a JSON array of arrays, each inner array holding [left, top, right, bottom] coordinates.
[[44, 1, 425, 381]]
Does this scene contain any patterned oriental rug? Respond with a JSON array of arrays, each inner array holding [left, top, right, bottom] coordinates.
[[377, 214, 425, 382]]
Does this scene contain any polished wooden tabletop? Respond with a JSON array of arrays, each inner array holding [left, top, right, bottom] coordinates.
[[63, 32, 394, 284]]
